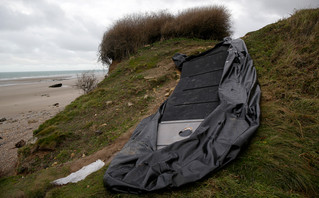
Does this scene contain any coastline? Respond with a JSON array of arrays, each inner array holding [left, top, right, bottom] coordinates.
[[0, 75, 72, 87], [0, 75, 102, 177]]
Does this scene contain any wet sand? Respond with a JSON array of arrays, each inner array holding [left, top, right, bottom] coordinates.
[[0, 77, 83, 177]]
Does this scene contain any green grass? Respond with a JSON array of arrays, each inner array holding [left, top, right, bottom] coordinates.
[[45, 167, 109, 198], [1, 8, 319, 197], [14, 37, 214, 174], [17, 38, 205, 173], [0, 166, 70, 198]]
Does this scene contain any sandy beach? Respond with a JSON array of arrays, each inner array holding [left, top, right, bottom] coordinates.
[[0, 76, 86, 177]]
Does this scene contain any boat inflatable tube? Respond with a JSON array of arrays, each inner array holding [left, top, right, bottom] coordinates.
[[103, 38, 261, 193]]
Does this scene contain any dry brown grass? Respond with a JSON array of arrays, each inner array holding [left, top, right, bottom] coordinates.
[[99, 6, 231, 65], [99, 12, 173, 65], [161, 6, 231, 40]]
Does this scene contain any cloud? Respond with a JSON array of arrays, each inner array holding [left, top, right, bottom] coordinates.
[[0, 0, 67, 31], [0, 0, 318, 72], [0, 0, 105, 71]]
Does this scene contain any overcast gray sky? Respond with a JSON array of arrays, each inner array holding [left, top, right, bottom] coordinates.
[[0, 0, 318, 72]]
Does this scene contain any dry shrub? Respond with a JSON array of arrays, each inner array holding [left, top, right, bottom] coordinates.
[[99, 5, 231, 65], [146, 12, 175, 43], [76, 72, 98, 94], [162, 6, 231, 40], [99, 12, 173, 65]]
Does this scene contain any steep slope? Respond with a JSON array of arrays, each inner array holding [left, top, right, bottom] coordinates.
[[0, 8, 318, 198]]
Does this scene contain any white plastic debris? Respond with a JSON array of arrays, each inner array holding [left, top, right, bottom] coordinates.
[[52, 159, 105, 185]]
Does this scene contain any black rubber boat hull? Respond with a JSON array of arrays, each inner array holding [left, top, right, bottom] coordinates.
[[103, 38, 261, 193]]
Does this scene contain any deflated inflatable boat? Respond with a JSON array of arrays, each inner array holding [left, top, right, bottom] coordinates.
[[103, 38, 261, 193]]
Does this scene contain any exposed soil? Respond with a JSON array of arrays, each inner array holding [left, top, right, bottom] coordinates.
[[66, 62, 179, 173]]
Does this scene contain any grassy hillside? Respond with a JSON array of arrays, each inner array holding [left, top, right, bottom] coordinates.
[[1, 8, 318, 198]]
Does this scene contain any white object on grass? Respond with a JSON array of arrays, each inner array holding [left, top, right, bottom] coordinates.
[[52, 159, 105, 185]]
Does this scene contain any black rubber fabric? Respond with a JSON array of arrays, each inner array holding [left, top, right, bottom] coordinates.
[[103, 38, 261, 193], [161, 45, 228, 121]]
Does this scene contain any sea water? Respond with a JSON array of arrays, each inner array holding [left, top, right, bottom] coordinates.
[[0, 70, 106, 86]]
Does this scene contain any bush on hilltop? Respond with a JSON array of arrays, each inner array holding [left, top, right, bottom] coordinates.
[[99, 6, 231, 65]]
